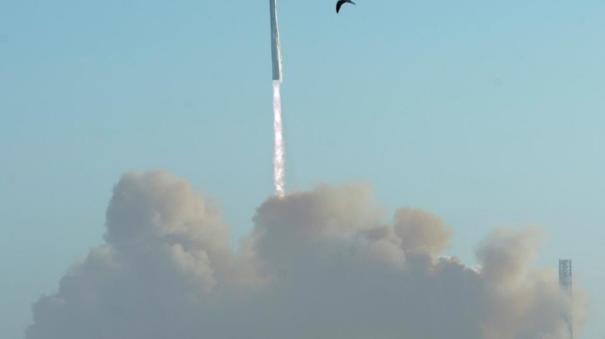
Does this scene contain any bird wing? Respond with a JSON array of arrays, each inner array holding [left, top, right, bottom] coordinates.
[[336, 0, 343, 13], [336, 0, 355, 13]]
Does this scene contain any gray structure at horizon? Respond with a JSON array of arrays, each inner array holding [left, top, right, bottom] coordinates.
[[559, 259, 573, 339]]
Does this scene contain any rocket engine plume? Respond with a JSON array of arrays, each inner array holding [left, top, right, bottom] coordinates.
[[270, 0, 285, 197], [273, 80, 285, 197]]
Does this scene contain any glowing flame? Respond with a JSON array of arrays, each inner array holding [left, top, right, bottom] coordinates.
[[273, 80, 285, 198]]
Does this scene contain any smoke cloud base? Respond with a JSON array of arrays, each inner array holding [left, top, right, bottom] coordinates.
[[27, 172, 585, 339]]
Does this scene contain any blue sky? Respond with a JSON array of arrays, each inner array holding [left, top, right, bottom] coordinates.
[[1, 0, 604, 337]]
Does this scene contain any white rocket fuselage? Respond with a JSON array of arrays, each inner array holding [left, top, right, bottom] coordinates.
[[270, 0, 283, 81]]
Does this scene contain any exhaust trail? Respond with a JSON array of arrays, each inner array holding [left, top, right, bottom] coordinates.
[[273, 80, 285, 197], [270, 0, 285, 197]]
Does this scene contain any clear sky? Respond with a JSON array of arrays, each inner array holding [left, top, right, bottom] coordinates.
[[1, 0, 604, 338]]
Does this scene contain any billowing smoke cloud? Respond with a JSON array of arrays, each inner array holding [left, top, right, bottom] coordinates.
[[27, 172, 585, 339]]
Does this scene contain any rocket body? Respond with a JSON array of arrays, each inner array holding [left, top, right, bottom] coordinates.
[[270, 0, 283, 81]]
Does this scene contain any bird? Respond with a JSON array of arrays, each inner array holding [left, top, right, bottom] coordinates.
[[336, 0, 356, 13]]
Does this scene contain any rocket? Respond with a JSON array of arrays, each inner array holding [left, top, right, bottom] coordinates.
[[270, 0, 285, 197], [270, 0, 283, 81]]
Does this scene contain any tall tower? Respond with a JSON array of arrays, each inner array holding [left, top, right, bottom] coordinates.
[[559, 259, 573, 339]]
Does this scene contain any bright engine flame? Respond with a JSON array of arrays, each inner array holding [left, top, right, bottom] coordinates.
[[272, 80, 285, 198]]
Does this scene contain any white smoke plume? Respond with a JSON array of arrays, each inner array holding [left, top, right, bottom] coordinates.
[[272, 80, 285, 197], [27, 172, 586, 339]]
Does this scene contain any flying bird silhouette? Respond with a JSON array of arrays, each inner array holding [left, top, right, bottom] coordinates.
[[336, 0, 356, 13]]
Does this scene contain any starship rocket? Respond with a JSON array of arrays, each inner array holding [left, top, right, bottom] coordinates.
[[270, 0, 283, 81]]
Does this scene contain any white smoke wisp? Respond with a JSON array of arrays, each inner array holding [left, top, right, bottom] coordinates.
[[26, 172, 588, 339], [272, 80, 285, 197]]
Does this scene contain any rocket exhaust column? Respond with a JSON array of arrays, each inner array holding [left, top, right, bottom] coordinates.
[[272, 81, 285, 197]]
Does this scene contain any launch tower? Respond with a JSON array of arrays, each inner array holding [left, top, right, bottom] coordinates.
[[559, 259, 573, 339]]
